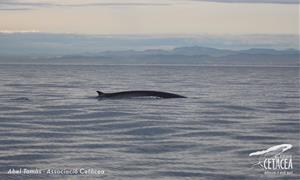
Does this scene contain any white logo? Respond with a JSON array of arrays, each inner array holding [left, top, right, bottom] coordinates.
[[249, 144, 293, 175]]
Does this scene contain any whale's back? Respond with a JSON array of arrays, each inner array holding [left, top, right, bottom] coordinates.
[[99, 90, 186, 99]]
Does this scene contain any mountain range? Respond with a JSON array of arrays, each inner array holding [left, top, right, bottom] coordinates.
[[48, 46, 299, 65], [1, 46, 299, 66]]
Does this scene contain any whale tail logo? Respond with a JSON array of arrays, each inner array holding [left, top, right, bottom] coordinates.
[[249, 144, 292, 157], [249, 144, 293, 171]]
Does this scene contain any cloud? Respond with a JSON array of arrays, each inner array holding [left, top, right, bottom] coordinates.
[[192, 0, 300, 4], [1, 0, 298, 10], [0, 0, 170, 11], [0, 30, 40, 33], [0, 8, 31, 11]]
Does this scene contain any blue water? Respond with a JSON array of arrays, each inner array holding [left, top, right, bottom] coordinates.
[[0, 64, 299, 180]]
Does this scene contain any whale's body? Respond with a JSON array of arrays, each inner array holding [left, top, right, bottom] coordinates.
[[97, 90, 186, 99]]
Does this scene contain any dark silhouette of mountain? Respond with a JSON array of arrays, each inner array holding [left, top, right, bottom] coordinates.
[[55, 46, 299, 60], [240, 48, 299, 55], [1, 46, 299, 66], [172, 46, 235, 57]]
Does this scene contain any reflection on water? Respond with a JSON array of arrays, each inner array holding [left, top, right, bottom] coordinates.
[[0, 64, 299, 179]]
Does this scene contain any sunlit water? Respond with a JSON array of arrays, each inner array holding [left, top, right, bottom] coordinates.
[[0, 64, 299, 180]]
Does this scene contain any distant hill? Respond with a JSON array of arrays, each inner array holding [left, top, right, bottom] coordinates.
[[53, 46, 300, 64], [172, 46, 235, 57], [58, 46, 299, 58], [1, 46, 299, 66]]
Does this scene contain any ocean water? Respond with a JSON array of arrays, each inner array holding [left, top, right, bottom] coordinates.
[[0, 64, 299, 180]]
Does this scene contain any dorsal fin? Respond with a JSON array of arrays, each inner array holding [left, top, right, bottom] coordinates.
[[96, 91, 104, 96]]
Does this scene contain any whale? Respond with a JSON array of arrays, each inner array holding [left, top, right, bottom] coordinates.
[[97, 90, 186, 99]]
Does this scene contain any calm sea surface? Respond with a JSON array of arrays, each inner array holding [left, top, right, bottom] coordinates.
[[0, 64, 299, 180]]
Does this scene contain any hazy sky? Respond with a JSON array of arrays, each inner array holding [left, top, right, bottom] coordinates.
[[0, 0, 299, 35]]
